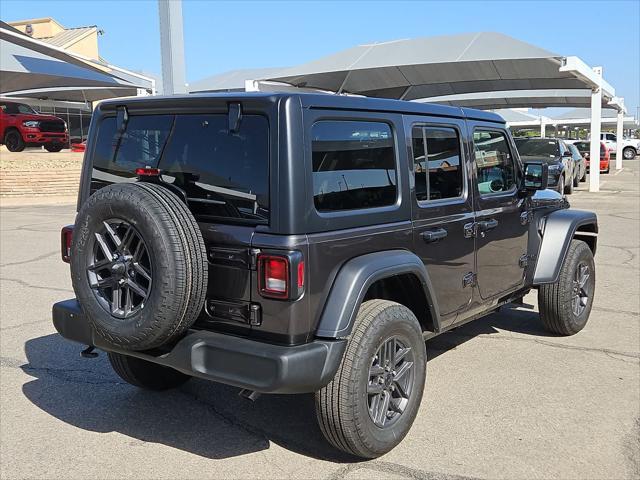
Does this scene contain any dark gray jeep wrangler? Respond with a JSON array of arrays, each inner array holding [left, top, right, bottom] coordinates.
[[53, 93, 597, 458]]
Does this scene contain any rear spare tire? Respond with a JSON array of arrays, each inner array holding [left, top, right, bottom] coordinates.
[[70, 183, 207, 351]]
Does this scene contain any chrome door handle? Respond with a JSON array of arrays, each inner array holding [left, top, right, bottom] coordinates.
[[422, 228, 448, 243]]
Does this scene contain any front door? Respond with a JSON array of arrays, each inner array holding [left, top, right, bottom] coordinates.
[[408, 118, 474, 325], [471, 127, 529, 299]]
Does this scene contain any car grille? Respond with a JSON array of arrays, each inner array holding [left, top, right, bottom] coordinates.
[[39, 121, 66, 133]]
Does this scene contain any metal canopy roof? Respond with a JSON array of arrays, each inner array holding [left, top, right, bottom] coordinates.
[[189, 67, 287, 93], [0, 22, 153, 102], [418, 89, 621, 111], [264, 32, 615, 101]]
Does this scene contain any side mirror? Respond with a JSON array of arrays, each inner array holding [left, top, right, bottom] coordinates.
[[522, 162, 548, 193]]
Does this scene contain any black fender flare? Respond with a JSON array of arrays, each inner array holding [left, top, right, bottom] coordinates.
[[533, 209, 598, 284], [315, 250, 440, 338]]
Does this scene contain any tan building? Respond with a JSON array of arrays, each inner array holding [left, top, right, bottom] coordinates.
[[8, 17, 100, 61]]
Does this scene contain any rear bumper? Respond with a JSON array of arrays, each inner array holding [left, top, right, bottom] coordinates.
[[53, 299, 347, 394]]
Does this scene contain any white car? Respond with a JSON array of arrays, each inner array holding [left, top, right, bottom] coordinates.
[[596, 133, 639, 160]]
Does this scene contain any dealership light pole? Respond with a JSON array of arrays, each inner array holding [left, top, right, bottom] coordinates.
[[615, 98, 624, 170], [158, 0, 187, 95], [589, 66, 603, 193]]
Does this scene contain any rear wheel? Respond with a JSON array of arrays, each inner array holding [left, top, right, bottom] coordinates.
[[44, 143, 63, 152], [623, 147, 636, 160], [4, 130, 25, 152], [538, 240, 595, 335], [315, 300, 426, 458], [108, 352, 190, 390], [564, 175, 574, 194]]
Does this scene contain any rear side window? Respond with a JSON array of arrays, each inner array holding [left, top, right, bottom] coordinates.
[[411, 126, 463, 201], [311, 120, 397, 212], [473, 130, 517, 195], [91, 113, 270, 224]]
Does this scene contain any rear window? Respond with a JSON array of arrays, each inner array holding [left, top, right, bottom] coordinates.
[[311, 120, 397, 212], [91, 114, 270, 224], [514, 138, 559, 157]]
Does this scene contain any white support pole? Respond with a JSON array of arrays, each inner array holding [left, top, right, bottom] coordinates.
[[540, 119, 546, 138], [589, 67, 603, 192], [158, 0, 187, 95], [615, 99, 624, 170]]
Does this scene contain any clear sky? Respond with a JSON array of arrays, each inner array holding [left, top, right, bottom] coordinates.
[[2, 0, 639, 116]]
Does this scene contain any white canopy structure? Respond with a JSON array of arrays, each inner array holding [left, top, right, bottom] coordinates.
[[0, 21, 154, 103]]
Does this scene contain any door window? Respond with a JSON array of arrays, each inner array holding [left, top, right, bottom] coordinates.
[[311, 120, 397, 212], [412, 126, 463, 201], [473, 130, 517, 195]]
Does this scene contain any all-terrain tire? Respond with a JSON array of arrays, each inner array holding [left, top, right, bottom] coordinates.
[[4, 130, 25, 152], [108, 352, 190, 390], [315, 300, 427, 458], [538, 240, 595, 336], [70, 183, 207, 351]]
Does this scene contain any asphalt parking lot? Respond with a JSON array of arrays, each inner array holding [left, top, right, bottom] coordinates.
[[1, 162, 638, 480]]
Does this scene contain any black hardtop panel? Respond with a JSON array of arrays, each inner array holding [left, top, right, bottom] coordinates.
[[98, 91, 505, 124]]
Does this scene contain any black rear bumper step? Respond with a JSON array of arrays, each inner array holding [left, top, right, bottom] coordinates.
[[52, 299, 346, 394]]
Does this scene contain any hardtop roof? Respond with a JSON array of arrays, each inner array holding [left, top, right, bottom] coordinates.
[[98, 91, 505, 124]]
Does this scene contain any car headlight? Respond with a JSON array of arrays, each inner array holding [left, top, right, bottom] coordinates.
[[548, 164, 560, 171], [23, 120, 40, 128]]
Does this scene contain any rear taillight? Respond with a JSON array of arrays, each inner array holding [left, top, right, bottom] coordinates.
[[61, 225, 73, 263], [135, 167, 161, 177], [258, 255, 289, 299], [257, 252, 305, 300]]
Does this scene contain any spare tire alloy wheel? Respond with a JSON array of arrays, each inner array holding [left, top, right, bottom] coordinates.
[[368, 336, 415, 428], [88, 219, 152, 318], [71, 183, 207, 351]]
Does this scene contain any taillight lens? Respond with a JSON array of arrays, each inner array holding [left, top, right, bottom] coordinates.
[[297, 261, 305, 289], [135, 167, 161, 177], [258, 255, 289, 298], [61, 225, 73, 263]]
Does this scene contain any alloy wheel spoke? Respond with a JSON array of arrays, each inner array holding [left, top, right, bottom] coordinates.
[[133, 262, 151, 281], [111, 288, 121, 314], [94, 232, 114, 261], [124, 287, 132, 313], [393, 379, 409, 400], [126, 279, 147, 298], [88, 258, 112, 272], [393, 361, 413, 382], [119, 226, 135, 253], [103, 221, 123, 248], [375, 391, 391, 426], [90, 276, 116, 290], [394, 346, 411, 366], [368, 382, 384, 395]]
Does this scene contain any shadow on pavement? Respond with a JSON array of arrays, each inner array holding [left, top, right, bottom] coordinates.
[[21, 303, 546, 461]]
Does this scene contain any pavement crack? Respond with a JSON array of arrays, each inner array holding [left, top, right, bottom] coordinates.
[[0, 356, 124, 386], [593, 305, 639, 317], [0, 318, 51, 332], [0, 250, 58, 268], [327, 461, 479, 480], [0, 276, 73, 293]]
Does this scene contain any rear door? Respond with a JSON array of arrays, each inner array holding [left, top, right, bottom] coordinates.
[[471, 126, 528, 299], [406, 116, 474, 326]]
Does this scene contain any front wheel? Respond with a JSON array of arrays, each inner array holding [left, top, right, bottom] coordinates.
[[538, 240, 595, 335], [564, 175, 574, 194], [572, 172, 579, 188], [556, 175, 565, 194], [108, 352, 190, 390], [315, 300, 426, 458], [4, 130, 25, 152]]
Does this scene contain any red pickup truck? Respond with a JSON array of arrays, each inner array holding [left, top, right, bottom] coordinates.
[[0, 101, 69, 152]]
